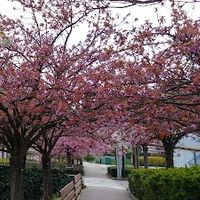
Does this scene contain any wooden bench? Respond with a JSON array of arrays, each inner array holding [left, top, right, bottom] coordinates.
[[59, 173, 83, 200]]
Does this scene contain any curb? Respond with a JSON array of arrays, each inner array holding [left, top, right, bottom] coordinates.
[[107, 173, 128, 181]]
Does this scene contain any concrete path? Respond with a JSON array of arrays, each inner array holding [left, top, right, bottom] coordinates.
[[80, 162, 132, 200]]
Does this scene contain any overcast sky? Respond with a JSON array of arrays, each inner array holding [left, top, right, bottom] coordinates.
[[0, 0, 199, 26], [0, 0, 199, 47]]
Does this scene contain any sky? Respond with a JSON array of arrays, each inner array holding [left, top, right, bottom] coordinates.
[[0, 0, 199, 22], [0, 0, 165, 22], [0, 0, 200, 46]]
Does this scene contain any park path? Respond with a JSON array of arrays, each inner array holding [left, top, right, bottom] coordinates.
[[80, 162, 132, 200]]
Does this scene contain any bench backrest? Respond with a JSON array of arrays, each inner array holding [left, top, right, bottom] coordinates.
[[59, 173, 82, 200]]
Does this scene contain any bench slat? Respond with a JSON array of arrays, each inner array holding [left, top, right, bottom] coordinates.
[[75, 186, 82, 198], [60, 181, 74, 199], [64, 190, 75, 200], [75, 179, 82, 189], [74, 174, 81, 183], [59, 173, 82, 200]]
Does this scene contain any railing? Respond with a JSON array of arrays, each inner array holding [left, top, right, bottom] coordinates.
[[59, 173, 83, 200]]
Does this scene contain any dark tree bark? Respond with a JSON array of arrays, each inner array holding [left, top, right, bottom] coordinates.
[[33, 130, 63, 200], [42, 153, 52, 200], [1, 117, 61, 200], [122, 154, 125, 177], [10, 151, 26, 200], [163, 141, 174, 168], [161, 131, 188, 168], [67, 149, 73, 166], [132, 145, 139, 169], [161, 134, 184, 168], [142, 145, 149, 169], [80, 158, 83, 166]]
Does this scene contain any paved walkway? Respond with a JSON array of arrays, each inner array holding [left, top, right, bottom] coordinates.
[[80, 162, 133, 200]]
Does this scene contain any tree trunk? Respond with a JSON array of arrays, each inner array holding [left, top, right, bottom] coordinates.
[[143, 145, 149, 169], [132, 145, 139, 169], [163, 141, 174, 168], [10, 152, 26, 200], [67, 150, 73, 166], [80, 158, 83, 165], [194, 152, 197, 166], [122, 155, 125, 177], [42, 153, 52, 200]]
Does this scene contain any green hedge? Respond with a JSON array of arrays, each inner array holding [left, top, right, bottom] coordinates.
[[0, 166, 72, 200], [65, 165, 84, 175], [0, 166, 10, 200], [139, 156, 165, 167], [84, 154, 95, 162], [0, 158, 9, 165], [107, 166, 133, 178], [128, 167, 200, 200], [109, 156, 165, 168]]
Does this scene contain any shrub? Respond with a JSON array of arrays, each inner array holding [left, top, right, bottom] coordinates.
[[84, 154, 95, 162], [107, 166, 133, 178], [26, 159, 40, 168], [0, 158, 9, 166], [0, 165, 72, 200], [128, 167, 200, 200], [52, 169, 74, 195], [139, 156, 165, 167], [64, 165, 84, 176], [0, 166, 10, 200], [51, 159, 67, 171], [109, 156, 165, 168], [24, 168, 43, 200]]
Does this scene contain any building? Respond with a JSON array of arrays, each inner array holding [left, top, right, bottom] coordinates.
[[174, 134, 200, 167]]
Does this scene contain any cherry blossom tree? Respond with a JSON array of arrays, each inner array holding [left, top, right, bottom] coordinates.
[[140, 8, 200, 167], [81, 5, 200, 169], [110, 6, 200, 168], [53, 136, 108, 159]]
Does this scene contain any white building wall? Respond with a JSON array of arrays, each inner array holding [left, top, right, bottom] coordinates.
[[174, 149, 196, 167], [174, 134, 200, 167]]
